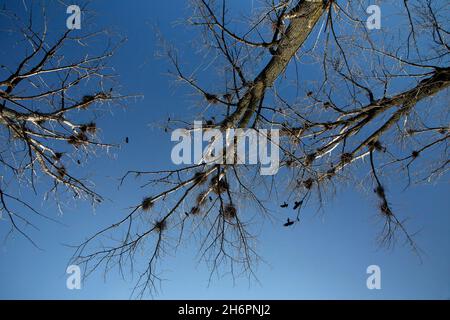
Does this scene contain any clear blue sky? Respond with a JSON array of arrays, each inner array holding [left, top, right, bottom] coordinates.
[[0, 0, 449, 299]]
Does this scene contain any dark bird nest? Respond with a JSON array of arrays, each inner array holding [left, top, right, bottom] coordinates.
[[80, 122, 97, 134], [326, 167, 335, 179], [375, 186, 385, 198], [196, 192, 207, 206], [223, 93, 232, 102], [190, 206, 200, 215], [223, 204, 237, 221], [154, 219, 167, 232], [379, 201, 393, 216], [67, 132, 89, 147], [305, 153, 316, 166], [204, 93, 219, 104], [57, 166, 66, 178], [82, 95, 94, 103], [141, 197, 154, 211], [368, 140, 383, 152], [53, 152, 63, 161], [210, 176, 229, 194], [303, 178, 314, 190], [340, 152, 353, 164], [193, 172, 208, 185]]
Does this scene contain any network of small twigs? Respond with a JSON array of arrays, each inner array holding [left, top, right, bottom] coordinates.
[[0, 3, 135, 247], [67, 0, 448, 297]]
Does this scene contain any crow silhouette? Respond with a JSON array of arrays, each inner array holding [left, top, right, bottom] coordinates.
[[280, 202, 288, 208], [125, 137, 129, 144], [283, 218, 294, 227], [293, 200, 303, 210]]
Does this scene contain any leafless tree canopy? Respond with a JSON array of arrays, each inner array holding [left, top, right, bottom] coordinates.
[[0, 4, 128, 246], [18, 0, 446, 297]]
